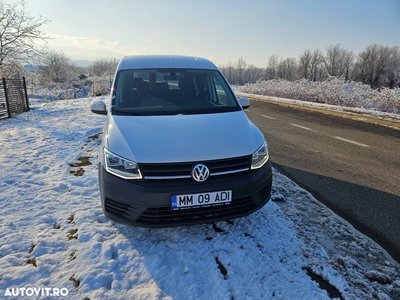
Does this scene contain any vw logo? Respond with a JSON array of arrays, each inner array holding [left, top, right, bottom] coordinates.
[[191, 164, 210, 182]]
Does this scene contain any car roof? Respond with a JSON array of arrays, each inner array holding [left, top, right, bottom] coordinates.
[[117, 55, 219, 71]]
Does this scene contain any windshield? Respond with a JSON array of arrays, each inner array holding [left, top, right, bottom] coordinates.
[[112, 69, 240, 115]]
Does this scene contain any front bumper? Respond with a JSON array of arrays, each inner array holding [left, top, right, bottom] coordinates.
[[98, 160, 272, 227]]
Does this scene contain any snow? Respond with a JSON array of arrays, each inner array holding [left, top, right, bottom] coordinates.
[[237, 78, 400, 115], [235, 91, 400, 128], [0, 96, 399, 299]]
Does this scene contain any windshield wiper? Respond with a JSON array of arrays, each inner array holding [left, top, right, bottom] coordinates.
[[113, 110, 144, 116], [114, 109, 187, 116]]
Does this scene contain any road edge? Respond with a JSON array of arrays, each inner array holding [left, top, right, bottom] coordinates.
[[237, 92, 400, 130]]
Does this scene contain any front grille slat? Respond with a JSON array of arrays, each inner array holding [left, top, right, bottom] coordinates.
[[138, 156, 252, 186], [142, 164, 189, 176], [210, 167, 249, 176]]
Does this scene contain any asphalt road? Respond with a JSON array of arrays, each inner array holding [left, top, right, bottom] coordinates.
[[244, 99, 400, 263]]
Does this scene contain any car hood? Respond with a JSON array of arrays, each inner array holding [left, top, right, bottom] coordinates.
[[105, 111, 264, 163]]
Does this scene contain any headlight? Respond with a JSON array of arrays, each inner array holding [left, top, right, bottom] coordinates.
[[103, 148, 142, 179], [251, 140, 269, 169]]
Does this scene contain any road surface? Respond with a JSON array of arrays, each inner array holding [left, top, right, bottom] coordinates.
[[245, 99, 400, 262]]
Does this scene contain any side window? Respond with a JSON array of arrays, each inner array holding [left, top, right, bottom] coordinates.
[[114, 71, 133, 108], [211, 75, 229, 105]]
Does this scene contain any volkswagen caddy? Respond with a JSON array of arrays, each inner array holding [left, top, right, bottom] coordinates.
[[91, 55, 272, 227]]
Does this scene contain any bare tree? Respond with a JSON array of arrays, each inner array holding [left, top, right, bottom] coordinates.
[[324, 44, 343, 77], [218, 42, 399, 88], [354, 44, 399, 89], [243, 64, 263, 83], [219, 62, 236, 84], [39, 51, 79, 84], [278, 57, 297, 81], [324, 44, 355, 79], [298, 49, 312, 79], [355, 44, 378, 87], [310, 49, 324, 82], [342, 49, 355, 81], [266, 54, 280, 80], [386, 46, 400, 89], [235, 57, 247, 85], [0, 0, 50, 75], [88, 58, 119, 77]]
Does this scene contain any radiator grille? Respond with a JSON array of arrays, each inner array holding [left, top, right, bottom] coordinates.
[[137, 155, 253, 186]]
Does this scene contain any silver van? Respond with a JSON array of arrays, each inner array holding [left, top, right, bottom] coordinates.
[[91, 55, 272, 227]]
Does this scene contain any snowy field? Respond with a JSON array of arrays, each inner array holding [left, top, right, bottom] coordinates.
[[238, 78, 400, 115], [0, 96, 400, 299]]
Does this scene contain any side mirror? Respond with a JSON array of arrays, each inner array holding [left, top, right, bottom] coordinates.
[[91, 101, 107, 115], [238, 97, 250, 109]]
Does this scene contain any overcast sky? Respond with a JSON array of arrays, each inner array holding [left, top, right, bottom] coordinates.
[[17, 0, 400, 66]]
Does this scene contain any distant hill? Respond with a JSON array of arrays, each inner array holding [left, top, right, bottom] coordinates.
[[72, 60, 94, 67], [24, 60, 92, 73]]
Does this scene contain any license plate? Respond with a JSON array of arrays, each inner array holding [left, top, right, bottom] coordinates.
[[171, 190, 232, 210]]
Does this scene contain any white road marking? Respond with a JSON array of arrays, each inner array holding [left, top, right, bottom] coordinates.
[[333, 136, 369, 148], [291, 123, 313, 131], [262, 115, 276, 120]]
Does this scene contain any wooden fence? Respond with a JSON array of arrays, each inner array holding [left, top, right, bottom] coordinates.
[[0, 75, 30, 120]]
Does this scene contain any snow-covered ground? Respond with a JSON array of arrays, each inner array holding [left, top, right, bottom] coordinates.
[[235, 92, 400, 128], [0, 96, 399, 300], [237, 78, 400, 115]]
